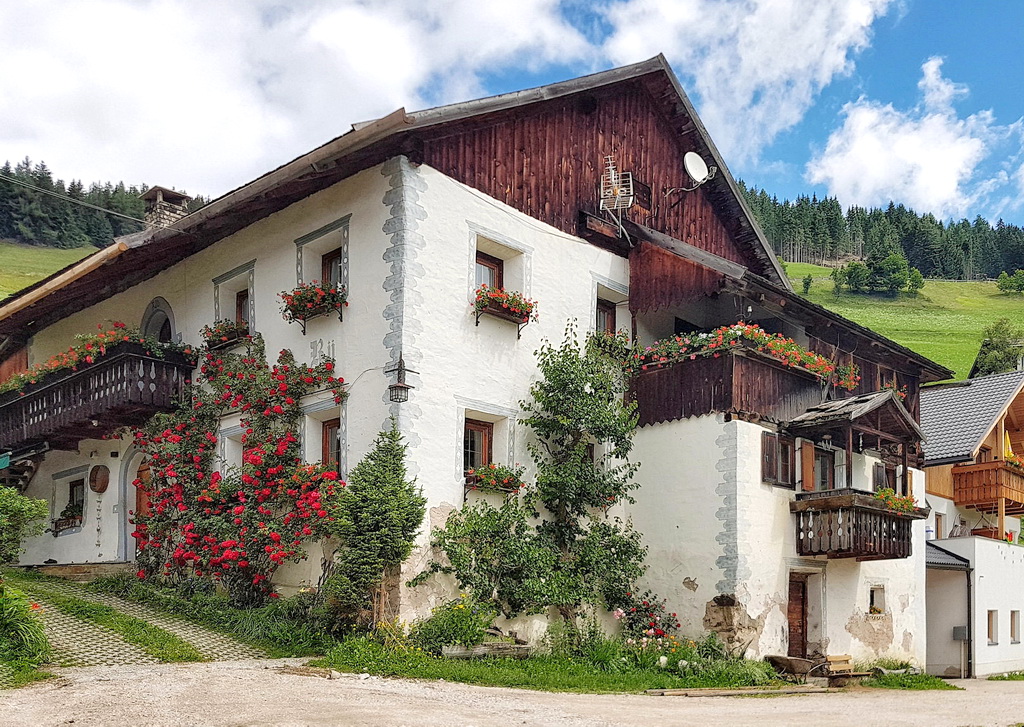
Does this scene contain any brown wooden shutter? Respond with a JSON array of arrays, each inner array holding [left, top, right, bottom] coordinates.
[[762, 431, 778, 482], [873, 462, 886, 491], [801, 441, 816, 492]]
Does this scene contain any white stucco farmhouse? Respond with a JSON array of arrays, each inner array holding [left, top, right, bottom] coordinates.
[[0, 57, 953, 664]]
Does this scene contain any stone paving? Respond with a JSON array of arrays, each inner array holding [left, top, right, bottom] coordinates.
[[2, 576, 269, 687], [31, 595, 159, 668], [15, 578, 267, 661]]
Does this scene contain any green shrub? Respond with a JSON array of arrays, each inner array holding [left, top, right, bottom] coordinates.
[[0, 487, 48, 565], [0, 584, 50, 664], [411, 596, 497, 654]]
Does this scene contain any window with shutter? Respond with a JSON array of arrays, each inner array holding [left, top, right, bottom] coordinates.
[[762, 431, 778, 483]]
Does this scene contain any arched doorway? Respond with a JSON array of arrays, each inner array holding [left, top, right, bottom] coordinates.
[[141, 297, 175, 343], [120, 449, 152, 561]]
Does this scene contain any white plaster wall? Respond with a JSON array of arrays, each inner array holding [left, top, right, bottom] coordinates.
[[16, 440, 128, 566], [627, 414, 734, 641], [925, 493, 1021, 541], [935, 536, 1024, 676], [628, 415, 926, 663], [925, 568, 970, 677], [385, 164, 629, 621]]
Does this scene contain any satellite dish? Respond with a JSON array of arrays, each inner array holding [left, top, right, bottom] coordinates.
[[683, 152, 710, 184]]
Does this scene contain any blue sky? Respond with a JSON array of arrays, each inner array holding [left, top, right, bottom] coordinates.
[[0, 1, 1021, 224]]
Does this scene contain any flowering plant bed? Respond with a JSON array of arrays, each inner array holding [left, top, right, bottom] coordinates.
[[626, 322, 857, 391], [873, 487, 917, 513], [280, 282, 348, 334], [465, 463, 526, 495], [0, 323, 195, 400], [201, 320, 251, 350]]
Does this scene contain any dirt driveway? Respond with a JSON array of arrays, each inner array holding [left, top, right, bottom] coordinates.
[[3, 659, 1024, 727]]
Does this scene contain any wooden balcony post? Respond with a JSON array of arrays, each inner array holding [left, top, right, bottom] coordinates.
[[999, 496, 1006, 539], [845, 426, 854, 489]]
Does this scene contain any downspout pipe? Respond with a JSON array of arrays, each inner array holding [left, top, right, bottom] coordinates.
[[966, 565, 974, 678]]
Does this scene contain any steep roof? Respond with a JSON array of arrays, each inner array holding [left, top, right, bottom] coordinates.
[[0, 55, 786, 341], [920, 370, 1024, 465]]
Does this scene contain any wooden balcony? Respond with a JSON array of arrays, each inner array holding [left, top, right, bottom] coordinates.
[[952, 461, 1024, 515], [791, 490, 928, 560], [0, 342, 194, 451], [630, 347, 824, 426]]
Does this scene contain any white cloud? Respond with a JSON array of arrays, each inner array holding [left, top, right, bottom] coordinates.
[[0, 1, 591, 196], [601, 0, 893, 162], [806, 57, 1017, 219]]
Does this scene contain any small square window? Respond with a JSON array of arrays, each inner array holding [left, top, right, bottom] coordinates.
[[235, 290, 250, 327], [322, 418, 341, 467], [464, 419, 493, 478], [322, 248, 342, 290], [869, 586, 886, 614], [989, 610, 999, 645], [596, 298, 616, 334], [762, 432, 796, 488], [475, 251, 503, 290]]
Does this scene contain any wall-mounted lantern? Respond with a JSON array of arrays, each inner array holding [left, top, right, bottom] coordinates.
[[386, 355, 417, 403]]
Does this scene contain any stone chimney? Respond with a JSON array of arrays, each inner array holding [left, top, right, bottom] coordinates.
[[141, 186, 191, 227]]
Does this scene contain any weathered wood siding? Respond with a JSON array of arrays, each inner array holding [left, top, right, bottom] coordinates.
[[0, 345, 27, 386], [631, 348, 823, 426], [420, 86, 753, 269]]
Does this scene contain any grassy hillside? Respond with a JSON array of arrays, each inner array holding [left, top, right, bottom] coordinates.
[[0, 240, 97, 299], [786, 262, 1024, 380]]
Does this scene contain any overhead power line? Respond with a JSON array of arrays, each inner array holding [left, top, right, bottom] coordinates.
[[0, 171, 188, 233]]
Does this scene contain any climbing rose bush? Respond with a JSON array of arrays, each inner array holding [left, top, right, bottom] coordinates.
[[132, 333, 345, 607]]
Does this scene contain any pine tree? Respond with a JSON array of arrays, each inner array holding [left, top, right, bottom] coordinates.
[[323, 421, 425, 625]]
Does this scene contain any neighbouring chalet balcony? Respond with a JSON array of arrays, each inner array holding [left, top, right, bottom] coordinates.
[[0, 342, 194, 452], [630, 346, 824, 426], [952, 461, 1024, 517], [791, 490, 928, 561]]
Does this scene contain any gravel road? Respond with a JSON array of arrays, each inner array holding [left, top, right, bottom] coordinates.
[[3, 659, 1023, 727]]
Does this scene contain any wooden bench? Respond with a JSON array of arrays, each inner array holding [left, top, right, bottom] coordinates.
[[825, 655, 872, 685]]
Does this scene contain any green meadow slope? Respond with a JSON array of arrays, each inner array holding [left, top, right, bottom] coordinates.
[[0, 241, 97, 299], [786, 262, 1024, 380]]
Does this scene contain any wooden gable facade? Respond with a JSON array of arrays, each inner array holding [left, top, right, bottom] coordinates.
[[415, 81, 758, 274]]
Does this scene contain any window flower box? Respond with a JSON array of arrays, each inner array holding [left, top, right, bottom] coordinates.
[[280, 282, 348, 335], [473, 285, 537, 339], [51, 515, 83, 537], [201, 320, 251, 351]]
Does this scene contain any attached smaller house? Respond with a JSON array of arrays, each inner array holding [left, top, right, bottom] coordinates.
[[921, 370, 1024, 677]]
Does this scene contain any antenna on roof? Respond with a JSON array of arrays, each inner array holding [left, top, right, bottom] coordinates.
[[598, 155, 634, 241], [664, 152, 717, 198]]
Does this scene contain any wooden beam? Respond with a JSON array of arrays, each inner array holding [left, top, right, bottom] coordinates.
[[901, 443, 910, 497], [999, 496, 1007, 539]]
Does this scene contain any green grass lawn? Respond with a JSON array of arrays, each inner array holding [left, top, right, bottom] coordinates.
[[0, 240, 97, 299], [785, 263, 1024, 380]]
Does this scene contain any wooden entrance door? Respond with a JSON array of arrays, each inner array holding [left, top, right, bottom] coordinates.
[[788, 574, 808, 658], [133, 462, 152, 555]]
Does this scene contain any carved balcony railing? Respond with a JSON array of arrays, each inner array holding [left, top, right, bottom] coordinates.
[[630, 346, 824, 427], [0, 342, 194, 451], [952, 461, 1024, 515], [791, 490, 928, 561]]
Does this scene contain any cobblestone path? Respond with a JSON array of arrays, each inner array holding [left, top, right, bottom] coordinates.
[[2, 576, 267, 686]]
